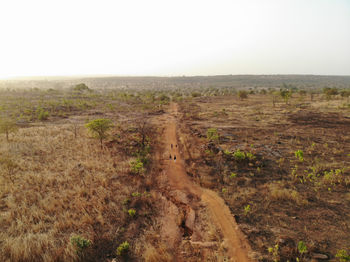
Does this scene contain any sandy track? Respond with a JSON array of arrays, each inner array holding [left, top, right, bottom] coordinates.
[[157, 103, 253, 261]]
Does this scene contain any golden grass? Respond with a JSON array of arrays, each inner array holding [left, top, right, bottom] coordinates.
[[268, 183, 308, 206], [143, 244, 173, 262], [0, 124, 134, 261]]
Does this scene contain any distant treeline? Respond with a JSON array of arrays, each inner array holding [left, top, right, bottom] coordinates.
[[1, 74, 350, 90]]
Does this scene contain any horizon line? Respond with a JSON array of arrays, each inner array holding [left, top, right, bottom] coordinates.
[[2, 73, 350, 81]]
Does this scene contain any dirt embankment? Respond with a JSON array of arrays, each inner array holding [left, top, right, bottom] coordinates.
[[152, 103, 254, 261]]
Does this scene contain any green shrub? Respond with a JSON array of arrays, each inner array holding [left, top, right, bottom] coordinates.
[[336, 249, 350, 261], [206, 128, 219, 142], [268, 244, 279, 262], [37, 108, 49, 121], [122, 198, 130, 205], [116, 241, 130, 256], [223, 149, 231, 156], [297, 241, 307, 255], [244, 204, 251, 215], [230, 172, 237, 178], [294, 150, 304, 162], [233, 149, 245, 160], [128, 209, 136, 217], [246, 152, 256, 160], [130, 158, 144, 174], [132, 192, 141, 197], [70, 235, 91, 253]]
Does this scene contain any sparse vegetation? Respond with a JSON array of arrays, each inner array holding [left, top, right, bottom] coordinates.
[[243, 204, 251, 216], [206, 127, 219, 142], [233, 149, 246, 160], [238, 90, 248, 100], [116, 241, 130, 256], [177, 86, 350, 261], [70, 235, 92, 254], [294, 149, 304, 162], [268, 244, 279, 262], [336, 248, 350, 262], [130, 158, 145, 175], [128, 208, 136, 217], [1, 75, 350, 261]]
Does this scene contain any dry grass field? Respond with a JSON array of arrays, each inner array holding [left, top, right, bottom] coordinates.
[[0, 86, 168, 261], [1, 77, 350, 261]]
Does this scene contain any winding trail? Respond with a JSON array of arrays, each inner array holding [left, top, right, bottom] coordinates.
[[158, 103, 253, 261]]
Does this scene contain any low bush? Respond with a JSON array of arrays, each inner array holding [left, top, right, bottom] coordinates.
[[130, 158, 144, 174], [116, 241, 130, 256], [70, 235, 91, 254]]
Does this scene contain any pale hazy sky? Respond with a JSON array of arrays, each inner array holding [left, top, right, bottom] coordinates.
[[0, 0, 349, 78]]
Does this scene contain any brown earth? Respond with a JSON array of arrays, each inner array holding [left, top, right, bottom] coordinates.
[[152, 103, 254, 261], [174, 95, 350, 261]]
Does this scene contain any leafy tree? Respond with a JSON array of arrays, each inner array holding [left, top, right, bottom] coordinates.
[[0, 118, 18, 141], [85, 119, 113, 148], [73, 83, 91, 92]]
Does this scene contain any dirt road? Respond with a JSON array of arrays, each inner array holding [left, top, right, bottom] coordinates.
[[156, 103, 253, 261]]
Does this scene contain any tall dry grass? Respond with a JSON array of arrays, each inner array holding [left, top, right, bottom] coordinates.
[[0, 124, 135, 261]]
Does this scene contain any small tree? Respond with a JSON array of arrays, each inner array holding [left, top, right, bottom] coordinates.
[[340, 90, 350, 103], [238, 90, 248, 100], [73, 83, 91, 92], [272, 91, 279, 107], [85, 119, 113, 148], [280, 89, 292, 104], [323, 87, 338, 100], [0, 118, 18, 141]]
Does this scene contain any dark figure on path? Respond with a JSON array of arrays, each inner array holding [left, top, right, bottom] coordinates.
[[176, 144, 177, 148], [174, 155, 176, 161], [169, 154, 172, 160]]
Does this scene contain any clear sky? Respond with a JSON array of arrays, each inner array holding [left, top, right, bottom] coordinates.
[[0, 0, 349, 78]]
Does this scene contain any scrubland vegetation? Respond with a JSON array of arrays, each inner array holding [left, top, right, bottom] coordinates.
[[177, 83, 350, 261], [0, 83, 169, 261], [0, 75, 350, 261]]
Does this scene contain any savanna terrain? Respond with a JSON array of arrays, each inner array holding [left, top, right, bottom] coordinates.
[[0, 75, 350, 261]]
